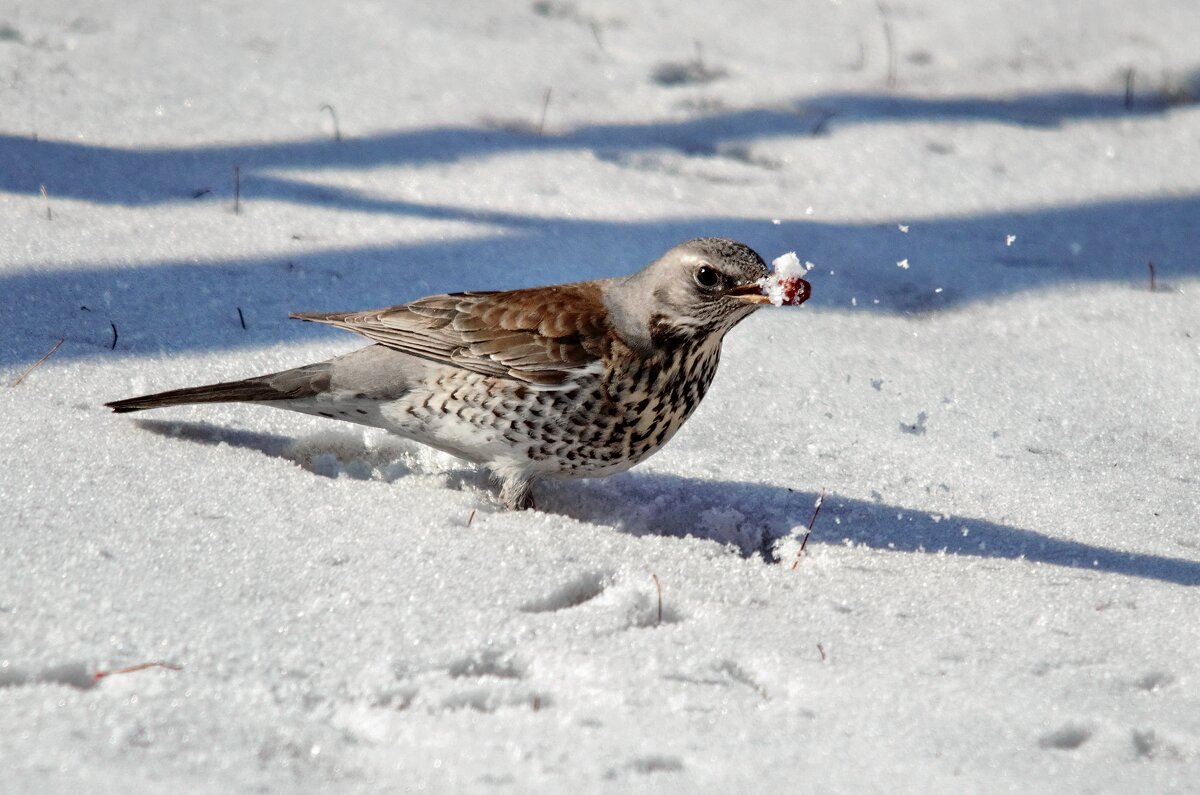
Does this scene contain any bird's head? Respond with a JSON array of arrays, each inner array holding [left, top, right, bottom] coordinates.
[[605, 237, 772, 355]]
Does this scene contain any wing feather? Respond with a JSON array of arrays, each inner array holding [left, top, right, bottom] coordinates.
[[290, 281, 613, 385]]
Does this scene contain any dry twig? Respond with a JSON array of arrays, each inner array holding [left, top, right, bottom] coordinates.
[[538, 88, 553, 136], [233, 165, 241, 214], [320, 103, 342, 142], [874, 0, 897, 89], [791, 487, 827, 569]]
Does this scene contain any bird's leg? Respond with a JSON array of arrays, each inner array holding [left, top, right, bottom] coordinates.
[[499, 477, 536, 511]]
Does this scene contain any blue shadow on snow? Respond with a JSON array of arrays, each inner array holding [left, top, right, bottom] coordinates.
[[0, 88, 1187, 206], [4, 193, 1198, 368]]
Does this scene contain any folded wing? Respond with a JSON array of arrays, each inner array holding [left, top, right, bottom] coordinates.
[[291, 282, 612, 386]]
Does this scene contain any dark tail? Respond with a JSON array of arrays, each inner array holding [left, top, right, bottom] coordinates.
[[105, 378, 280, 413], [106, 364, 332, 414]]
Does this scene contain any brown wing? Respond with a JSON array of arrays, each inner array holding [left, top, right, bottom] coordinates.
[[290, 281, 612, 386]]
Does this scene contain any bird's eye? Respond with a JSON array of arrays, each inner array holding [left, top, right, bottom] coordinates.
[[695, 265, 721, 289]]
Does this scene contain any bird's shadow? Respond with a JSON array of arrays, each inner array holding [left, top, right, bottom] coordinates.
[[131, 419, 1200, 587]]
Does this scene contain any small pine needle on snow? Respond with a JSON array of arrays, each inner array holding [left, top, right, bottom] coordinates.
[[0, 660, 182, 690], [9, 338, 64, 388], [94, 661, 183, 682]]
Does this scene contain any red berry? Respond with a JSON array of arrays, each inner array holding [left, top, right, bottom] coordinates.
[[778, 276, 811, 306]]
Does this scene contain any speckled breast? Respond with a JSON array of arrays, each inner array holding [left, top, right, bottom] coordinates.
[[532, 340, 724, 477]]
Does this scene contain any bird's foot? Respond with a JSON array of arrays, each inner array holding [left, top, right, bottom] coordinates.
[[499, 478, 536, 511]]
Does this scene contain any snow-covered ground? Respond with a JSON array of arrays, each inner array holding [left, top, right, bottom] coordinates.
[[3, 1, 1199, 791]]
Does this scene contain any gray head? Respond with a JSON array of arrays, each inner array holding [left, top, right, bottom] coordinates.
[[604, 237, 770, 355]]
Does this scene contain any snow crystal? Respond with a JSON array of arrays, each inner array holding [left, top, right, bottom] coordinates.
[[770, 251, 812, 279]]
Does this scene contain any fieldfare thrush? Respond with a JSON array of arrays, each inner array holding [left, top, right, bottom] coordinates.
[[106, 238, 811, 509]]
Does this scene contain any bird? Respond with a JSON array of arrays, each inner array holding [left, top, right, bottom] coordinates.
[[106, 238, 810, 509]]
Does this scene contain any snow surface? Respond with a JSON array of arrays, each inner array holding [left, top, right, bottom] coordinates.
[[2, 1, 1200, 792]]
